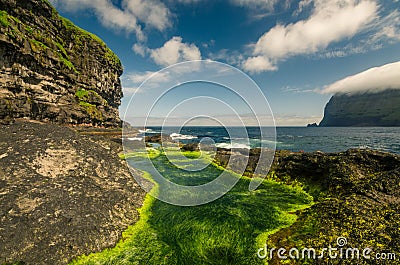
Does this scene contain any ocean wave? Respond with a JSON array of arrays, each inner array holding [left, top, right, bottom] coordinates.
[[215, 143, 251, 149], [138, 129, 152, 133], [170, 133, 198, 140], [139, 129, 160, 134], [357, 145, 372, 150], [127, 137, 143, 141], [260, 139, 281, 144]]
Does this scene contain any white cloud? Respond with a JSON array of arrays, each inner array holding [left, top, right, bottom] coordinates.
[[49, 0, 171, 41], [123, 87, 141, 95], [172, 0, 278, 10], [133, 37, 202, 67], [321, 61, 400, 94], [123, 0, 171, 32], [294, 0, 313, 15], [151, 37, 201, 66], [174, 0, 202, 3], [274, 114, 323, 126], [318, 9, 400, 59], [132, 43, 147, 57], [208, 49, 244, 66], [242, 56, 277, 73], [127, 71, 171, 84], [243, 0, 378, 73], [125, 114, 320, 126], [257, 0, 377, 58], [377, 26, 400, 40], [230, 0, 278, 10], [282, 86, 314, 94], [318, 43, 377, 59], [369, 10, 400, 41], [122, 70, 172, 95]]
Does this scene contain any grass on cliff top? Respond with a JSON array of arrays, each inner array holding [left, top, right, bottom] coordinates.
[[0, 8, 79, 74], [2, 2, 120, 71], [60, 17, 121, 68], [70, 151, 313, 265]]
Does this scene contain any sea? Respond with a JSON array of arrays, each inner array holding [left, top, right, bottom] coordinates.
[[137, 127, 400, 155]]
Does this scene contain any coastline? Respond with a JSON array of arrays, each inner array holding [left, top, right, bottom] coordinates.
[[74, 139, 400, 264], [1, 122, 399, 264]]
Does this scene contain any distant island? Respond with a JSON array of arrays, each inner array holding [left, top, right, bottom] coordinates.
[[311, 89, 400, 127], [306, 122, 318, 127]]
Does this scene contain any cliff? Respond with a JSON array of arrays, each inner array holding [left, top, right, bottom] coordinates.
[[319, 89, 400, 127], [0, 1, 148, 264], [0, 0, 123, 127]]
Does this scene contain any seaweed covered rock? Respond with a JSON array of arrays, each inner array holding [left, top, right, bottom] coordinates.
[[214, 148, 400, 264], [267, 149, 400, 264], [0, 0, 123, 127]]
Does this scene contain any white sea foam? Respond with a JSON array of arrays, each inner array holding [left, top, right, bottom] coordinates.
[[259, 139, 281, 146], [170, 133, 198, 140], [215, 143, 251, 149], [128, 137, 143, 141], [138, 129, 160, 134], [138, 129, 152, 133]]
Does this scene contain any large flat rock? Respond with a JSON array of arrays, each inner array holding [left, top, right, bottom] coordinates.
[[0, 121, 146, 264]]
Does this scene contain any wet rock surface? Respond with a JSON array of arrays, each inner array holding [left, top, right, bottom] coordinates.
[[214, 148, 400, 264], [0, 120, 146, 265]]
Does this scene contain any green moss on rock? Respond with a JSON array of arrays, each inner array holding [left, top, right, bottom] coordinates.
[[24, 25, 33, 34], [75, 88, 104, 105], [0, 10, 9, 27], [79, 101, 103, 121], [60, 17, 122, 68], [55, 41, 68, 58], [75, 88, 89, 100], [57, 52, 78, 73], [29, 39, 48, 50]]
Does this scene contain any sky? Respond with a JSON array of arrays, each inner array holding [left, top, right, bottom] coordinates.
[[49, 0, 400, 126]]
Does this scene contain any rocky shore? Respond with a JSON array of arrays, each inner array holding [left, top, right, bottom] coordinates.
[[1, 126, 399, 264], [213, 147, 400, 264], [0, 120, 146, 265]]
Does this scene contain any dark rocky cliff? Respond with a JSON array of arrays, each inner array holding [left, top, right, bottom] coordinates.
[[319, 89, 400, 127], [0, 0, 123, 127], [0, 1, 147, 264]]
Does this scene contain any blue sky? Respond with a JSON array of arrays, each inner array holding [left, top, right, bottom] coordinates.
[[50, 0, 400, 126]]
